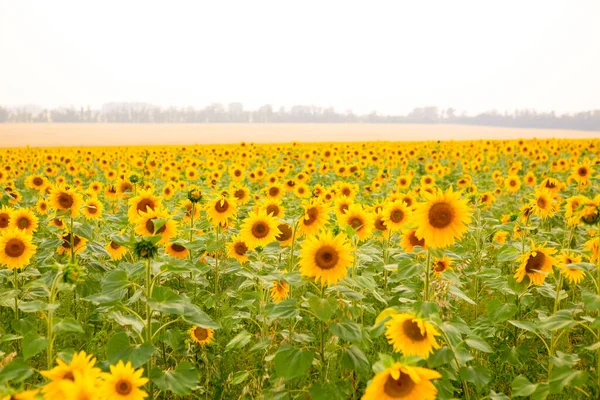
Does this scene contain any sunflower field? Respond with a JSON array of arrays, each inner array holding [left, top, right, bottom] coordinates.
[[0, 138, 599, 400]]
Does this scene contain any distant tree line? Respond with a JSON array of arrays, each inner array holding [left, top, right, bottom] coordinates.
[[0, 103, 598, 130]]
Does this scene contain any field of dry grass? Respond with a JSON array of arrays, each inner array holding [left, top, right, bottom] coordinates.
[[1, 123, 597, 147]]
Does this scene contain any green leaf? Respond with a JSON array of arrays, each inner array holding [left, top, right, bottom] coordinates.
[[230, 371, 249, 385], [582, 290, 600, 310], [330, 320, 363, 344], [449, 285, 476, 305], [308, 295, 337, 322], [340, 345, 370, 376], [18, 300, 59, 313], [267, 299, 299, 319], [497, 245, 521, 262], [465, 335, 493, 353], [549, 366, 588, 394], [538, 310, 576, 331], [149, 286, 218, 329], [309, 382, 347, 400], [508, 320, 538, 333], [23, 333, 48, 360], [54, 317, 84, 334], [107, 332, 155, 368], [274, 345, 314, 380], [226, 330, 252, 351], [459, 365, 491, 390], [102, 269, 130, 293], [487, 299, 518, 324], [150, 361, 199, 396], [512, 375, 537, 397], [0, 358, 33, 384], [428, 347, 454, 368]]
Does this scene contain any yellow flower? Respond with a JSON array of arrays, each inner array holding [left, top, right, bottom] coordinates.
[[134, 207, 177, 245], [432, 255, 452, 275], [299, 200, 330, 236], [362, 362, 441, 400], [9, 208, 38, 234], [0, 206, 10, 232], [385, 313, 441, 359], [127, 190, 162, 222], [50, 186, 83, 216], [106, 240, 128, 261], [558, 251, 585, 285], [400, 229, 426, 253], [270, 280, 290, 303], [412, 187, 472, 248], [165, 242, 190, 259], [504, 175, 521, 193], [530, 188, 556, 219], [514, 242, 557, 285], [298, 230, 354, 286], [275, 223, 294, 247], [189, 326, 215, 346], [227, 236, 250, 263], [82, 197, 104, 220], [41, 351, 101, 400], [340, 204, 374, 241], [0, 389, 40, 400], [206, 196, 237, 227], [99, 360, 149, 400], [381, 200, 410, 231], [239, 209, 280, 249], [0, 228, 36, 270]]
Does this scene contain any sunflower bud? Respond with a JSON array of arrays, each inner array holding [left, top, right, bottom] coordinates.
[[133, 239, 159, 259], [187, 188, 203, 204], [129, 174, 139, 184], [581, 205, 600, 225], [63, 262, 87, 284]]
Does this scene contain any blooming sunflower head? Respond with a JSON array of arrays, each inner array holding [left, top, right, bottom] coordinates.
[[514, 242, 557, 285], [362, 362, 442, 400], [558, 251, 586, 285], [270, 280, 290, 303], [206, 196, 237, 227], [227, 236, 250, 263], [239, 209, 280, 249], [165, 242, 190, 260], [298, 230, 354, 286], [50, 186, 83, 216], [9, 208, 38, 234], [0, 228, 36, 270], [99, 360, 148, 400], [134, 207, 177, 244], [189, 326, 215, 346], [384, 313, 441, 359]]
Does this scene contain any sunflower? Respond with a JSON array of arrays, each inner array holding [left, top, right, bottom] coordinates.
[[432, 256, 452, 275], [298, 230, 354, 286], [240, 210, 280, 249], [0, 389, 40, 400], [373, 211, 389, 236], [9, 208, 38, 234], [514, 242, 557, 285], [265, 184, 284, 200], [165, 242, 190, 259], [127, 190, 162, 223], [299, 200, 330, 236], [206, 196, 237, 227], [341, 204, 374, 241], [384, 313, 441, 358], [400, 229, 426, 253], [504, 175, 521, 193], [104, 184, 119, 200], [57, 233, 88, 255], [81, 197, 104, 220], [530, 188, 556, 219], [179, 199, 200, 223], [227, 236, 250, 263], [36, 198, 50, 215], [540, 177, 562, 194], [579, 196, 600, 225], [99, 360, 148, 400], [362, 362, 441, 400], [261, 198, 285, 219], [275, 223, 294, 247], [0, 228, 36, 270], [232, 186, 251, 205], [56, 371, 98, 400], [105, 240, 128, 260], [492, 231, 508, 246], [0, 206, 10, 231], [134, 207, 177, 245], [270, 280, 290, 303], [382, 200, 410, 231], [41, 351, 101, 400], [189, 326, 214, 346], [396, 174, 412, 190], [572, 159, 593, 184], [334, 197, 353, 220], [25, 174, 48, 191], [412, 187, 472, 248], [584, 236, 599, 263], [50, 186, 83, 216], [558, 251, 585, 285]]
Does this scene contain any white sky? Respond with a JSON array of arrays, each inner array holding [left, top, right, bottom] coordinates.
[[0, 0, 599, 115]]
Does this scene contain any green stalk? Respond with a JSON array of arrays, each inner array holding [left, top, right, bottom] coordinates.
[[47, 270, 62, 369], [424, 251, 431, 302], [145, 257, 154, 400], [596, 223, 600, 389], [13, 269, 19, 322], [69, 215, 75, 264], [319, 285, 326, 376], [215, 227, 220, 307]]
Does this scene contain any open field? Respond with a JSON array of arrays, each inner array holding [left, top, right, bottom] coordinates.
[[1, 123, 598, 147]]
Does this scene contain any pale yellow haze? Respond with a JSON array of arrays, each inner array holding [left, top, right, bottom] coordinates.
[[1, 0, 600, 115]]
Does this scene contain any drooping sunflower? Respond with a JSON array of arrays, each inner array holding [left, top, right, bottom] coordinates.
[[99, 360, 148, 400], [381, 200, 410, 231], [412, 187, 472, 248], [206, 196, 237, 227], [362, 362, 441, 400], [57, 233, 88, 255], [189, 326, 215, 346], [227, 236, 250, 263], [41, 351, 101, 400], [340, 204, 374, 241], [373, 211, 389, 236], [530, 188, 556, 219], [514, 242, 557, 285], [298, 230, 354, 286], [134, 207, 177, 245], [400, 229, 426, 253], [0, 228, 36, 270], [385, 313, 441, 359], [0, 206, 10, 232], [165, 242, 190, 259], [275, 223, 294, 247], [127, 190, 162, 223], [9, 208, 38, 234], [299, 200, 330, 236], [105, 240, 128, 261], [240, 210, 280, 249], [50, 186, 83, 216], [579, 195, 600, 225], [270, 280, 290, 303], [558, 251, 585, 285], [81, 197, 104, 220]]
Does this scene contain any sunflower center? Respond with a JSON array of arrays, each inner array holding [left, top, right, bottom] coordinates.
[[18, 218, 30, 228], [374, 217, 387, 231], [403, 197, 413, 207], [509, 180, 517, 187], [276, 224, 293, 241], [269, 187, 280, 197], [408, 232, 425, 247], [339, 204, 349, 214], [390, 209, 404, 223], [304, 207, 318, 226], [115, 379, 132, 395], [342, 188, 351, 196], [234, 242, 248, 255], [402, 319, 426, 341], [33, 177, 43, 186], [578, 167, 588, 177], [314, 246, 339, 270], [193, 327, 209, 340], [234, 189, 245, 199], [63, 371, 75, 381], [428, 203, 454, 229], [136, 198, 155, 213], [251, 222, 269, 238], [214, 199, 229, 213], [383, 371, 416, 398], [349, 217, 363, 229], [545, 181, 556, 189], [434, 262, 446, 272], [110, 241, 120, 249], [171, 244, 186, 252], [62, 234, 82, 249], [145, 218, 167, 234], [87, 205, 98, 214], [525, 252, 546, 273], [266, 204, 279, 216], [5, 238, 25, 257], [58, 193, 74, 209]]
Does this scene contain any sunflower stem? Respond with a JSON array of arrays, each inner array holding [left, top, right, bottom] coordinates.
[[424, 251, 431, 302], [215, 227, 220, 313], [13, 269, 19, 322], [596, 223, 600, 389], [145, 257, 154, 400], [69, 215, 75, 264], [46, 268, 62, 369]]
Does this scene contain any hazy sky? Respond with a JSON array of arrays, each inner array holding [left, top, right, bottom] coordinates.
[[1, 0, 599, 114]]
